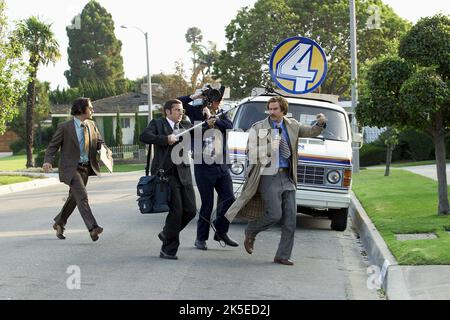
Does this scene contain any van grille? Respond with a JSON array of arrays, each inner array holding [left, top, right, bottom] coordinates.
[[297, 165, 325, 185]]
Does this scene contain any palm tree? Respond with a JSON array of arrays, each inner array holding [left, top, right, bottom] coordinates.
[[15, 16, 60, 167]]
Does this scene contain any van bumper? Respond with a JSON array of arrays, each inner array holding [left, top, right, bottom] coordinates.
[[296, 189, 351, 209], [232, 181, 351, 210]]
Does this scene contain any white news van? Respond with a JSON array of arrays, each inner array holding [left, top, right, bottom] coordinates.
[[226, 91, 362, 231]]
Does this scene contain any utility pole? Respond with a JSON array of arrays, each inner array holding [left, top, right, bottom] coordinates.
[[349, 0, 360, 173]]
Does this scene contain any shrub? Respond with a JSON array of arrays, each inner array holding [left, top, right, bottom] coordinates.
[[9, 139, 26, 155], [359, 143, 386, 166], [34, 149, 60, 168], [398, 129, 434, 161]]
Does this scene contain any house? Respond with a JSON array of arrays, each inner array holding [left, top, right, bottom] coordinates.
[[0, 130, 19, 153], [50, 92, 163, 145]]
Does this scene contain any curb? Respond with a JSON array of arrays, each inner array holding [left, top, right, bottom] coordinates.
[[349, 192, 411, 299], [0, 176, 60, 196]]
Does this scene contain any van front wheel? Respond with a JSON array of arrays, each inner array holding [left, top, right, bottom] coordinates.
[[331, 208, 348, 231]]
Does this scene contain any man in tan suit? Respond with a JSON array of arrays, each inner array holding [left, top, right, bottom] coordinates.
[[43, 97, 104, 242], [225, 96, 327, 265]]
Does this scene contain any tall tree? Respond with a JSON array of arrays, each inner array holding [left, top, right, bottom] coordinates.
[[133, 112, 140, 146], [10, 80, 52, 146], [0, 0, 26, 135], [215, 0, 410, 98], [357, 56, 413, 176], [65, 0, 125, 91], [136, 62, 190, 102], [14, 16, 60, 167], [185, 26, 203, 45], [191, 41, 220, 88], [115, 110, 123, 146], [357, 15, 450, 215], [185, 26, 203, 75]]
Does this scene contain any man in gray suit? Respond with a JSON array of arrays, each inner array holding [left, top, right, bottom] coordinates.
[[43, 97, 104, 242], [226, 96, 327, 265]]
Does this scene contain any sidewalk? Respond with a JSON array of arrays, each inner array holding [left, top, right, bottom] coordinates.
[[0, 171, 60, 196], [0, 152, 13, 158], [401, 164, 450, 182], [350, 191, 450, 300], [0, 170, 142, 196]]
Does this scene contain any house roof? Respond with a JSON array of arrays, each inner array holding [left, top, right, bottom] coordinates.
[[51, 92, 164, 116]]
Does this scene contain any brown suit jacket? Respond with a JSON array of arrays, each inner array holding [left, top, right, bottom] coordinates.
[[44, 118, 104, 185]]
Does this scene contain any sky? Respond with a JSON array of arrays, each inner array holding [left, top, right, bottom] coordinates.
[[4, 0, 450, 90]]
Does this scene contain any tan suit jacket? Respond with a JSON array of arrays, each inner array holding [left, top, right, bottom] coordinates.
[[44, 119, 103, 185], [225, 116, 324, 222]]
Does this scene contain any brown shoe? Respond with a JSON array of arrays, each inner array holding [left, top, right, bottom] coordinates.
[[89, 226, 103, 242], [53, 223, 65, 240], [274, 257, 294, 266], [244, 231, 255, 254]]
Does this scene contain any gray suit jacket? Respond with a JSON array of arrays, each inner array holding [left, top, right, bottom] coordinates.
[[44, 119, 103, 184]]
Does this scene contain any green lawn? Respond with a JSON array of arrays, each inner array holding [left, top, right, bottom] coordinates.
[[0, 155, 144, 173], [0, 155, 27, 171], [0, 175, 33, 185], [368, 159, 450, 169], [353, 169, 450, 265]]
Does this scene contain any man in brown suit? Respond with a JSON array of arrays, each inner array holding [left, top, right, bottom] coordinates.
[[43, 97, 104, 242]]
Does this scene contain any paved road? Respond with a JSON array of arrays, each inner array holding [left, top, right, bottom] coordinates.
[[0, 172, 381, 300]]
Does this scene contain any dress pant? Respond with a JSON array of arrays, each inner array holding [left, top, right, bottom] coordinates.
[[54, 165, 99, 231], [161, 168, 197, 256], [246, 170, 297, 260], [194, 164, 235, 241]]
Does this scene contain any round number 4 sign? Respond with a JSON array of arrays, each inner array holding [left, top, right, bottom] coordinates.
[[270, 37, 328, 94]]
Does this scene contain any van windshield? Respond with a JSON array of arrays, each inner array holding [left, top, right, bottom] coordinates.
[[233, 101, 349, 142]]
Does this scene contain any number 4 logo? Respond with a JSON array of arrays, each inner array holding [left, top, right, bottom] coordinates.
[[277, 43, 318, 92]]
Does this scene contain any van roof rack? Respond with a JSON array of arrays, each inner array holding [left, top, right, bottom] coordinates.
[[252, 87, 339, 104]]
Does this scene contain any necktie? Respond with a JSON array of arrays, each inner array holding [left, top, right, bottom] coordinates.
[[278, 124, 291, 159], [81, 123, 89, 154]]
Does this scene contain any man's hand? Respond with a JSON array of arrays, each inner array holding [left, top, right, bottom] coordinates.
[[168, 134, 178, 145], [316, 113, 327, 125], [207, 116, 217, 127], [43, 163, 53, 173]]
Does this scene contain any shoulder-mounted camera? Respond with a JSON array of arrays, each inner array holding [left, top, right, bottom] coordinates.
[[192, 84, 226, 108]]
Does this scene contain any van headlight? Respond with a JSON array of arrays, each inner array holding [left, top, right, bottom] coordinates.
[[231, 162, 245, 175], [327, 170, 341, 184]]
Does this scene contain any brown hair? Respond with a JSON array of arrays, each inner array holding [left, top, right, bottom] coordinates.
[[71, 97, 91, 116], [267, 96, 288, 115], [163, 99, 182, 116]]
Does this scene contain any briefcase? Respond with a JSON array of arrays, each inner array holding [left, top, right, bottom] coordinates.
[[137, 174, 171, 214], [136, 146, 171, 214]]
